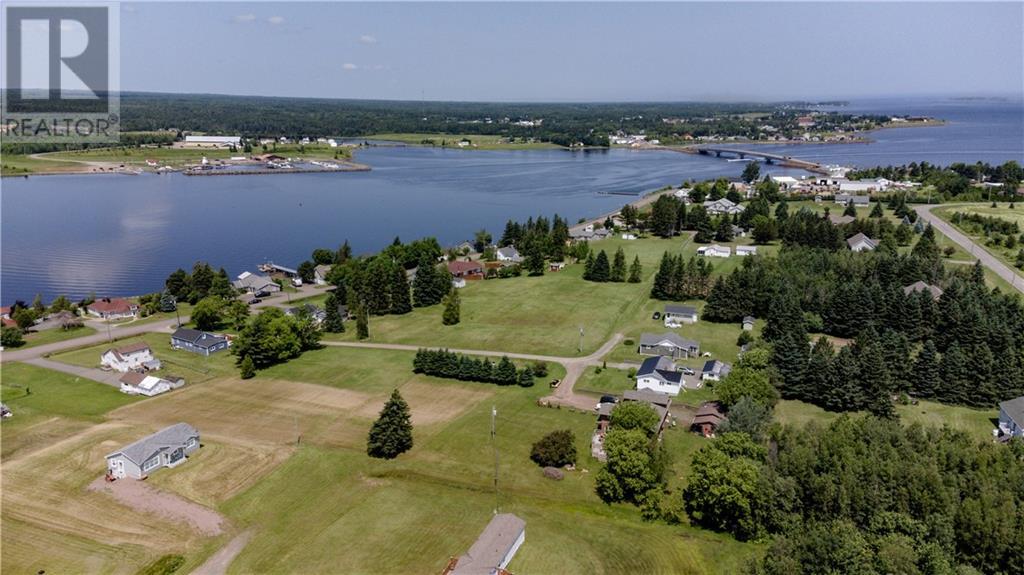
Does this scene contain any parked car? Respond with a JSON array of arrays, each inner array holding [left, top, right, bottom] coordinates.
[[652, 311, 661, 320], [292, 278, 303, 287], [595, 395, 618, 411], [254, 290, 271, 298], [249, 298, 262, 305], [680, 367, 695, 376], [549, 379, 561, 388]]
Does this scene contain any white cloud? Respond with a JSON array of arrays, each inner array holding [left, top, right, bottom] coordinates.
[[358, 35, 377, 45], [342, 63, 358, 71], [233, 14, 256, 23], [267, 15, 285, 25]]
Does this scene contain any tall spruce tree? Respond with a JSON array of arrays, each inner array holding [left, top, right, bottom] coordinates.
[[442, 288, 460, 326], [323, 291, 346, 333], [628, 255, 643, 283], [590, 250, 611, 282], [355, 301, 369, 340], [413, 257, 447, 307], [366, 389, 414, 459], [611, 247, 627, 282], [912, 340, 940, 398], [389, 264, 412, 315]]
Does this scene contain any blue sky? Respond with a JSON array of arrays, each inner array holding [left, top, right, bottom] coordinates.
[[118, 2, 1023, 101]]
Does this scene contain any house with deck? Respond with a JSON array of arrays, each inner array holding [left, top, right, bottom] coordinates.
[[638, 332, 700, 359], [101, 343, 160, 372], [445, 514, 526, 575], [998, 396, 1024, 439], [636, 356, 684, 396], [170, 328, 229, 356], [106, 423, 200, 480]]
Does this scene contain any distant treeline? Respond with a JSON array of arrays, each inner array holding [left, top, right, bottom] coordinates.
[[847, 160, 1024, 199]]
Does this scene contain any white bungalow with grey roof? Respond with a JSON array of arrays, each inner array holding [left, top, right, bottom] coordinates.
[[846, 233, 878, 252], [118, 372, 181, 397], [101, 342, 160, 373], [448, 514, 525, 575], [702, 359, 732, 381], [998, 396, 1024, 439], [697, 244, 731, 258], [736, 245, 757, 256], [639, 332, 700, 359], [663, 304, 698, 324], [314, 264, 333, 286], [106, 423, 200, 480], [742, 316, 755, 331], [636, 356, 684, 396], [171, 328, 229, 356], [835, 193, 872, 206], [496, 246, 522, 263], [233, 271, 281, 294]]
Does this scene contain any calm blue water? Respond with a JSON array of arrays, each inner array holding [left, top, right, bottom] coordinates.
[[2, 98, 1021, 303]]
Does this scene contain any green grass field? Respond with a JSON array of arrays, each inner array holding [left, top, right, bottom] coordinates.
[[0, 362, 140, 459], [774, 398, 997, 440], [367, 132, 560, 150], [17, 326, 97, 349]]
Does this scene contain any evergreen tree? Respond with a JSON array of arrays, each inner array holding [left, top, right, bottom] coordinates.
[[650, 195, 679, 238], [805, 337, 836, 405], [355, 301, 369, 340], [715, 218, 735, 242], [323, 292, 345, 333], [938, 342, 969, 404], [843, 200, 857, 217], [826, 346, 865, 411], [583, 251, 595, 280], [366, 389, 414, 459], [774, 200, 789, 221], [650, 252, 674, 299], [389, 264, 412, 315], [442, 288, 460, 326], [590, 250, 611, 282], [517, 368, 534, 387], [495, 356, 518, 385], [523, 236, 546, 276], [239, 355, 255, 379], [628, 255, 643, 283], [860, 343, 896, 419], [610, 247, 627, 282], [870, 201, 884, 218]]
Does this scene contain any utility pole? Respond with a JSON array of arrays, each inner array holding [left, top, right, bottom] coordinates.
[[173, 296, 181, 328], [105, 318, 112, 343], [491, 405, 499, 515], [578, 326, 584, 354]]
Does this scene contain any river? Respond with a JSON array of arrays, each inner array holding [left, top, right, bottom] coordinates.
[[1, 97, 1021, 303]]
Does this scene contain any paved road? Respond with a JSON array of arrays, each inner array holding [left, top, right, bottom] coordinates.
[[1, 317, 184, 363], [23, 357, 123, 387], [914, 204, 1024, 295]]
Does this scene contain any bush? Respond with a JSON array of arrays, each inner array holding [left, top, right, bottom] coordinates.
[[1, 327, 25, 348], [737, 331, 754, 346], [137, 555, 185, 575], [529, 361, 549, 378], [530, 429, 577, 468], [623, 338, 635, 347]]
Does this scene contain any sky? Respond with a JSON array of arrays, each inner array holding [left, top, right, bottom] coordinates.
[[111, 2, 1024, 101]]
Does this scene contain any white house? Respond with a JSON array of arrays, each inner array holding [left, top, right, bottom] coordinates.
[[496, 246, 522, 263], [101, 343, 160, 373], [697, 245, 732, 258], [839, 179, 889, 193], [313, 264, 332, 286], [636, 356, 684, 396], [770, 175, 800, 190], [233, 271, 281, 294], [847, 232, 878, 252], [834, 193, 872, 206], [119, 372, 182, 397], [663, 304, 698, 324], [621, 233, 637, 240], [736, 245, 757, 256], [87, 298, 139, 320]]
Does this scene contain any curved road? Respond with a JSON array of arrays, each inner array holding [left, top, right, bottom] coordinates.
[[914, 204, 1023, 295]]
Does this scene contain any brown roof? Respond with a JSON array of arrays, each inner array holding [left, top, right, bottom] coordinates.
[[119, 372, 148, 386], [89, 298, 135, 314], [691, 401, 726, 426], [447, 260, 484, 275]]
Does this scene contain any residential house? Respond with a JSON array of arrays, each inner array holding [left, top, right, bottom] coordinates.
[[313, 264, 333, 286], [106, 423, 200, 480], [285, 304, 326, 324], [847, 232, 878, 252], [663, 304, 699, 324], [638, 332, 700, 359], [496, 247, 522, 263], [691, 401, 727, 437], [621, 390, 673, 434], [736, 245, 757, 256], [101, 343, 160, 372], [903, 281, 944, 301], [770, 175, 800, 190], [839, 178, 890, 193], [233, 271, 281, 294], [87, 298, 139, 319], [742, 316, 755, 331], [834, 193, 871, 206], [0, 306, 10, 319], [697, 245, 731, 258], [730, 225, 747, 238], [997, 396, 1024, 439], [636, 356, 684, 396], [703, 198, 745, 216], [447, 260, 484, 279], [445, 514, 526, 575], [170, 328, 229, 356], [119, 372, 183, 397], [701, 359, 732, 381]]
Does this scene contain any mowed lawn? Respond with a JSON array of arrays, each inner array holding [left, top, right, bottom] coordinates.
[[934, 203, 1024, 279], [323, 235, 771, 358], [17, 325, 97, 349], [774, 399, 997, 440], [0, 362, 140, 459]]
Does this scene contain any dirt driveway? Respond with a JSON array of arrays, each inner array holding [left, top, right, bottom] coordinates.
[[88, 476, 226, 536]]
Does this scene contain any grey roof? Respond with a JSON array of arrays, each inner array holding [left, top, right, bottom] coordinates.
[[1000, 396, 1024, 427], [639, 332, 699, 350], [451, 514, 526, 575], [497, 246, 520, 259], [622, 389, 673, 407], [233, 272, 276, 291], [702, 360, 732, 377], [314, 264, 332, 277], [846, 233, 878, 250], [742, 316, 756, 324], [106, 423, 198, 466], [171, 328, 227, 349], [637, 356, 683, 384], [664, 304, 698, 316], [903, 281, 944, 300], [828, 214, 855, 225]]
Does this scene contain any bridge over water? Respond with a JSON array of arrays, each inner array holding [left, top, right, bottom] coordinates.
[[675, 145, 830, 174]]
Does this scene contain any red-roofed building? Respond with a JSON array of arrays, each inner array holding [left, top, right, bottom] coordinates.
[[447, 260, 484, 279], [87, 298, 139, 319], [0, 306, 10, 319]]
